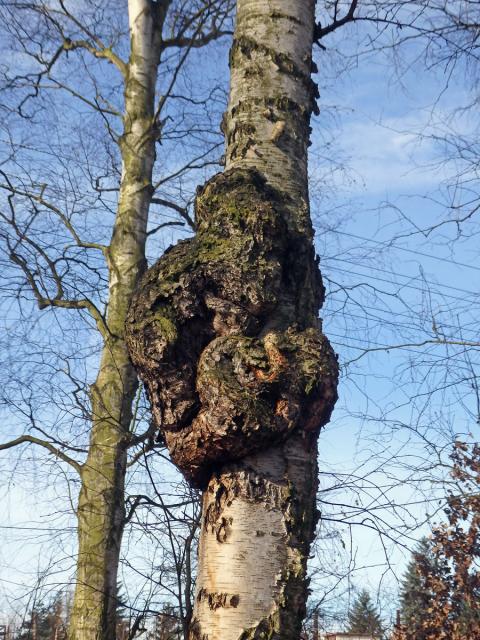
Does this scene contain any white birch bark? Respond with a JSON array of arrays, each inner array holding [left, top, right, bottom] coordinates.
[[192, 436, 319, 640], [190, 2, 321, 639], [225, 0, 317, 227]]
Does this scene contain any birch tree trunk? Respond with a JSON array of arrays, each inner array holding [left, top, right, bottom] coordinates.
[[69, 3, 165, 640], [190, 2, 333, 638], [126, 1, 338, 639]]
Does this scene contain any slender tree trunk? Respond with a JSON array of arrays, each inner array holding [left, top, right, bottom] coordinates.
[[191, 2, 332, 638], [313, 611, 319, 640], [68, 3, 165, 640]]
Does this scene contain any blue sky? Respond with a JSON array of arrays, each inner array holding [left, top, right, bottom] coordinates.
[[1, 6, 479, 631], [304, 20, 479, 621]]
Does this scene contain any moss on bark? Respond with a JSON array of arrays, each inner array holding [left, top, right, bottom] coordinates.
[[125, 3, 338, 637], [69, 4, 166, 640], [125, 168, 338, 488]]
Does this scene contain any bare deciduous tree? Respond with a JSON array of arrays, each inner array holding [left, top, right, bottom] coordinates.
[[0, 2, 233, 639]]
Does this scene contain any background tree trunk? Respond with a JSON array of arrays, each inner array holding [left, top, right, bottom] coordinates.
[[69, 3, 166, 639]]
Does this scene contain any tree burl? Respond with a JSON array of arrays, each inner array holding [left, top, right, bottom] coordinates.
[[125, 169, 338, 488]]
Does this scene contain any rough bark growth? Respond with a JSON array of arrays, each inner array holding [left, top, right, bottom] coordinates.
[[189, 432, 321, 640], [126, 1, 338, 637], [126, 168, 338, 488]]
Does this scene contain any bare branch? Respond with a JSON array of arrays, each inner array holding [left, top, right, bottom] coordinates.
[[346, 338, 480, 365], [0, 435, 82, 473], [150, 197, 195, 229], [62, 38, 127, 77], [147, 220, 186, 237], [0, 176, 109, 256], [315, 0, 358, 47]]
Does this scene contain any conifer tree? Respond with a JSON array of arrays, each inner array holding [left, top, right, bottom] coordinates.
[[14, 594, 67, 640], [398, 538, 437, 640], [150, 605, 181, 640], [347, 589, 384, 638]]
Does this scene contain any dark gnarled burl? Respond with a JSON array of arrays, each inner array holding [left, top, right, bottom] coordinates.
[[125, 169, 338, 488]]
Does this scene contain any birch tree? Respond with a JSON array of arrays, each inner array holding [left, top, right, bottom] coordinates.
[[0, 2, 232, 640], [126, 1, 340, 637]]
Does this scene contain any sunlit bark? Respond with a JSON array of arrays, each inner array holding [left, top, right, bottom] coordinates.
[[191, 2, 336, 637], [125, 1, 338, 638], [69, 3, 166, 639]]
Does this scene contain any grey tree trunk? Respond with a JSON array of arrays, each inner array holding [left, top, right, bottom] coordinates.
[[125, 1, 338, 638], [69, 3, 165, 640]]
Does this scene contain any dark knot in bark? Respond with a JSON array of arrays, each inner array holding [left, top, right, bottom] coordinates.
[[125, 169, 338, 488]]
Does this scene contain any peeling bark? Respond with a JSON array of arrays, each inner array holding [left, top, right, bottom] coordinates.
[[191, 435, 320, 640], [126, 0, 338, 638], [226, 0, 318, 223]]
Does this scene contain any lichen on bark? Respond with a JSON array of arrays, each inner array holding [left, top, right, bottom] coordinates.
[[125, 168, 338, 488]]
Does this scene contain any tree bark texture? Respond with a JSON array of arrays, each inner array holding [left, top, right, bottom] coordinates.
[[125, 1, 338, 638], [69, 3, 166, 640]]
